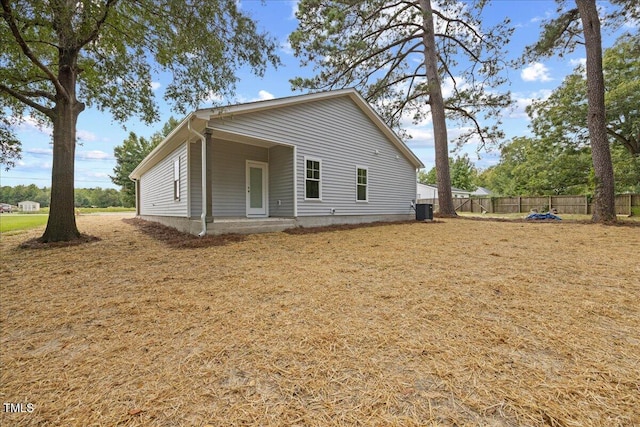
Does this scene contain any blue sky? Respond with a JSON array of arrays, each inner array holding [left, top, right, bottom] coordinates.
[[1, 0, 635, 189]]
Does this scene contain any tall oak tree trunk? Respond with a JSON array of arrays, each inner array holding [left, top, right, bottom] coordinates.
[[40, 49, 84, 242], [419, 0, 456, 216], [576, 0, 616, 222]]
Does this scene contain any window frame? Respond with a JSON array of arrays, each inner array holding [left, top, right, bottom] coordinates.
[[356, 165, 368, 202], [173, 158, 181, 201], [304, 156, 322, 201]]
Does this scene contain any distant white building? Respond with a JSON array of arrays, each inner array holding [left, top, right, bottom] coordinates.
[[417, 183, 471, 199], [417, 183, 438, 199], [18, 201, 40, 212]]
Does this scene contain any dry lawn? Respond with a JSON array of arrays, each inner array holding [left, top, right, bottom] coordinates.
[[1, 215, 639, 426]]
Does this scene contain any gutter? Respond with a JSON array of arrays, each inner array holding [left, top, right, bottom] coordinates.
[[187, 118, 207, 237]]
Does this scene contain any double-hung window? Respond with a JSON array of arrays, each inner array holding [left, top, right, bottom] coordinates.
[[356, 166, 368, 202], [305, 157, 322, 200], [173, 158, 181, 201]]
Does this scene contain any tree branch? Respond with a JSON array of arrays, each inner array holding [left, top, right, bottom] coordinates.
[[445, 103, 490, 148], [606, 127, 640, 156], [14, 87, 56, 103], [0, 83, 54, 118], [366, 41, 424, 94], [77, 0, 121, 49], [1, 0, 67, 100]]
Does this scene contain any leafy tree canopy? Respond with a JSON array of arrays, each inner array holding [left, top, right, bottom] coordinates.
[[419, 154, 478, 191], [482, 137, 639, 196], [486, 136, 593, 196], [527, 33, 640, 156], [0, 116, 21, 170], [1, 0, 280, 127]]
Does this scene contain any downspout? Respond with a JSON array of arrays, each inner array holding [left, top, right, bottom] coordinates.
[[187, 118, 207, 237], [131, 178, 139, 216]]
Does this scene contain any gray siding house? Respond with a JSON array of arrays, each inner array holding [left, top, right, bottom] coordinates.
[[129, 89, 424, 235]]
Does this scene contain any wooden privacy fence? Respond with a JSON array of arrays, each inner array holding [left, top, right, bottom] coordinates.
[[418, 194, 639, 216]]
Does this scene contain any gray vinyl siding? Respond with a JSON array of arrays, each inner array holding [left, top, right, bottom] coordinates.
[[211, 140, 268, 217], [139, 143, 188, 217], [209, 97, 416, 216], [268, 145, 294, 217], [189, 141, 202, 218]]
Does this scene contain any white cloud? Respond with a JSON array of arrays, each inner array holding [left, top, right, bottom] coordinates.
[[405, 127, 434, 147], [532, 89, 553, 100], [508, 90, 552, 119], [256, 90, 275, 101], [569, 58, 586, 68], [26, 148, 53, 155], [531, 9, 557, 24], [239, 90, 276, 103], [84, 171, 110, 179], [151, 81, 161, 91], [77, 129, 98, 142], [521, 62, 552, 82], [77, 150, 111, 160], [441, 76, 470, 99], [280, 39, 293, 55], [20, 160, 52, 170], [508, 97, 533, 119], [16, 116, 53, 136], [569, 58, 587, 77], [203, 90, 225, 104], [290, 0, 300, 19]]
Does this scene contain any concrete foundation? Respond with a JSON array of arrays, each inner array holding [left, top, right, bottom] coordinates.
[[137, 214, 415, 236], [295, 214, 414, 228]]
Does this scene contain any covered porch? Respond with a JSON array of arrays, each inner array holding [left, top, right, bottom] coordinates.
[[187, 128, 297, 232]]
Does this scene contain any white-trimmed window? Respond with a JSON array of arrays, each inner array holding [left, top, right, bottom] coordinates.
[[305, 157, 322, 200], [173, 158, 180, 201], [356, 166, 368, 202]]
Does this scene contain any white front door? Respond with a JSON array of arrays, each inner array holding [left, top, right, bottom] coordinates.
[[246, 161, 268, 217]]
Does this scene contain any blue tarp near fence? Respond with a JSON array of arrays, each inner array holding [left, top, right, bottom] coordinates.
[[525, 212, 562, 220]]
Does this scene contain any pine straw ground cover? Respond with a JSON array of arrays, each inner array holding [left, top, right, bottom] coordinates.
[[1, 215, 639, 427]]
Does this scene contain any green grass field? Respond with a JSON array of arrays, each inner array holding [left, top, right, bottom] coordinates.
[[75, 207, 135, 214], [30, 207, 135, 215], [0, 214, 49, 233]]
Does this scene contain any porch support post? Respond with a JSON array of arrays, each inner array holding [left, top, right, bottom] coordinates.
[[205, 130, 213, 219], [293, 145, 298, 217]]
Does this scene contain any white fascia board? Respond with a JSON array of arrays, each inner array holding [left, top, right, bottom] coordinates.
[[129, 113, 208, 180]]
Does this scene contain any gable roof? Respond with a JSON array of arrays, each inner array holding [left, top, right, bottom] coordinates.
[[471, 186, 492, 196], [417, 183, 471, 194], [130, 88, 423, 180]]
